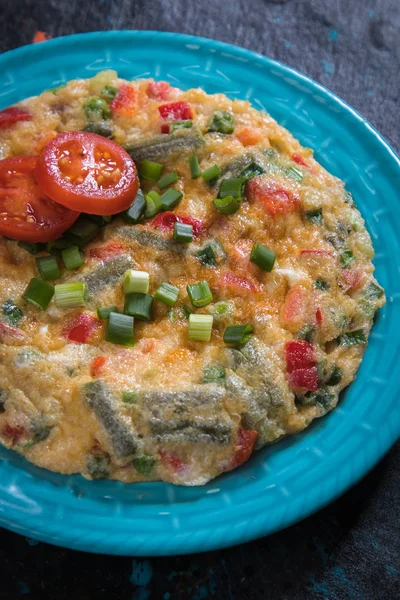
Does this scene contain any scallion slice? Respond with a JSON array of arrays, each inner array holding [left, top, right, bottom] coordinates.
[[54, 282, 87, 309], [62, 245, 84, 270], [65, 216, 99, 247], [124, 293, 153, 321], [188, 314, 213, 341], [144, 190, 162, 218], [97, 306, 118, 319], [285, 166, 303, 182], [18, 241, 46, 255], [337, 329, 366, 347], [123, 270, 149, 294], [189, 155, 201, 179], [122, 390, 136, 403], [201, 164, 221, 183], [208, 111, 234, 134], [87, 214, 112, 226], [218, 177, 245, 199], [157, 171, 179, 189], [241, 161, 265, 180], [139, 159, 163, 181], [170, 120, 193, 132], [202, 366, 225, 384], [305, 208, 323, 224], [197, 245, 216, 266], [250, 243, 276, 272], [160, 188, 183, 211], [340, 249, 355, 268], [213, 195, 241, 215], [23, 278, 54, 310], [36, 256, 60, 280], [173, 222, 193, 243], [223, 324, 253, 346], [187, 281, 213, 307], [121, 190, 146, 224], [106, 312, 135, 346], [154, 282, 179, 306]]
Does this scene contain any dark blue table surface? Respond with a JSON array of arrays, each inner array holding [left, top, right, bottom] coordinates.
[[0, 1, 399, 598]]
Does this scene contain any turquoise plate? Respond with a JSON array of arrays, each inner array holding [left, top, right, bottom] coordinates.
[[0, 31, 399, 556]]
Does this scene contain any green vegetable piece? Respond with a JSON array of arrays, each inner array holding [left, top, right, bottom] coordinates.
[[201, 164, 221, 183], [364, 281, 384, 300], [189, 155, 201, 179], [297, 324, 315, 343], [285, 166, 303, 182], [182, 304, 192, 318], [187, 281, 213, 307], [197, 245, 217, 267], [160, 188, 183, 211], [54, 282, 87, 309], [97, 306, 118, 320], [62, 245, 84, 270], [314, 278, 329, 291], [84, 96, 111, 120], [305, 208, 323, 224], [101, 85, 118, 101], [144, 190, 162, 218], [36, 255, 60, 280], [250, 243, 276, 272], [213, 195, 241, 215], [124, 293, 153, 321], [340, 249, 355, 268], [125, 131, 204, 162], [23, 278, 54, 310], [188, 314, 213, 341], [218, 177, 246, 199], [157, 171, 179, 189], [133, 455, 156, 476], [106, 312, 135, 346], [17, 241, 46, 255], [170, 120, 193, 132], [212, 300, 234, 319], [202, 366, 226, 384], [139, 159, 163, 181], [337, 329, 367, 347], [298, 390, 335, 409], [326, 366, 342, 386], [82, 121, 113, 138], [154, 282, 179, 307], [240, 162, 265, 180], [122, 390, 137, 404], [86, 454, 110, 480], [2, 299, 23, 326], [87, 214, 113, 226], [121, 190, 146, 224], [65, 216, 99, 247], [46, 237, 73, 254], [208, 111, 234, 134], [223, 324, 253, 346]]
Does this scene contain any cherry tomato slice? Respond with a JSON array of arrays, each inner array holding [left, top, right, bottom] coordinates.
[[0, 106, 32, 130], [0, 156, 80, 242], [36, 132, 139, 216]]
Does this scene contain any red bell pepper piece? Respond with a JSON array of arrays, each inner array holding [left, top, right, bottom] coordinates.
[[217, 271, 260, 295], [225, 428, 258, 472], [89, 242, 127, 260], [2, 425, 25, 445], [288, 367, 318, 390], [281, 286, 307, 327], [342, 268, 363, 291], [90, 356, 107, 377], [285, 340, 318, 391], [292, 153, 310, 168], [159, 450, 187, 473], [0, 106, 32, 129], [158, 101, 193, 121], [246, 177, 299, 216], [147, 81, 171, 100], [315, 307, 323, 325], [160, 123, 170, 134], [152, 211, 205, 238], [111, 84, 136, 117], [63, 313, 101, 344]]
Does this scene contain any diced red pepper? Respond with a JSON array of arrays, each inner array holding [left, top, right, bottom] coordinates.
[[110, 84, 136, 117], [89, 242, 127, 260], [285, 340, 318, 391], [90, 356, 107, 377], [217, 271, 260, 295], [63, 313, 101, 344], [158, 101, 193, 121], [281, 285, 307, 327], [342, 268, 363, 291], [315, 307, 323, 325], [246, 177, 299, 216], [292, 153, 310, 168], [147, 81, 171, 100], [159, 450, 187, 473], [2, 425, 25, 445], [225, 428, 258, 472], [0, 106, 32, 130], [152, 211, 205, 238], [160, 123, 170, 134]]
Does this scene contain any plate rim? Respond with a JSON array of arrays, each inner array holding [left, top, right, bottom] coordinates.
[[0, 30, 399, 556]]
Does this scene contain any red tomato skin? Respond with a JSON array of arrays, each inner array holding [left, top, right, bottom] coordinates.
[[246, 176, 299, 216], [158, 102, 193, 120], [292, 153, 310, 168], [147, 81, 171, 100], [0, 156, 80, 242], [90, 356, 107, 377], [110, 84, 136, 117], [217, 271, 260, 295], [159, 450, 187, 473], [152, 212, 205, 238], [35, 132, 138, 215], [89, 243, 127, 260], [0, 106, 32, 129], [63, 313, 101, 344], [225, 428, 258, 472]]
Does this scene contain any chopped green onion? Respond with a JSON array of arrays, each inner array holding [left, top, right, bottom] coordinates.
[[157, 171, 179, 189], [201, 164, 221, 183], [241, 162, 265, 180], [54, 282, 87, 309], [298, 390, 335, 409], [188, 314, 213, 341], [197, 245, 216, 267], [202, 366, 225, 384], [211, 300, 234, 319], [170, 120, 192, 132], [65, 216, 99, 247], [182, 304, 192, 318], [326, 365, 342, 386], [208, 111, 234, 134], [101, 85, 118, 101], [86, 214, 113, 226], [133, 455, 156, 476], [213, 195, 241, 215], [36, 256, 60, 280], [218, 177, 245, 199], [337, 329, 367, 347], [106, 312, 135, 346], [46, 237, 73, 254], [160, 188, 183, 211], [84, 97, 111, 120], [121, 190, 146, 224], [340, 249, 355, 268], [139, 159, 163, 181], [154, 282, 179, 306], [173, 222, 193, 243], [124, 293, 153, 321], [97, 306, 118, 320], [296, 324, 315, 342], [23, 278, 54, 310], [187, 281, 213, 307], [364, 281, 384, 300], [189, 155, 201, 179], [123, 270, 149, 294], [122, 390, 136, 403], [82, 121, 113, 138], [285, 166, 303, 182], [17, 241, 46, 255], [265, 148, 278, 159], [314, 278, 329, 291], [144, 190, 162, 218], [61, 245, 84, 270], [223, 324, 253, 346], [250, 243, 276, 272], [305, 208, 323, 224], [2, 299, 23, 325]]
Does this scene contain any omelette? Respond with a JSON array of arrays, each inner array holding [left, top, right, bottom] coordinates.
[[0, 71, 385, 485]]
